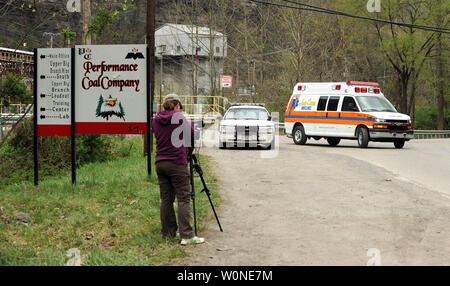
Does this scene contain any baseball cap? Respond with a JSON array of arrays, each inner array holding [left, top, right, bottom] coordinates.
[[163, 93, 183, 109]]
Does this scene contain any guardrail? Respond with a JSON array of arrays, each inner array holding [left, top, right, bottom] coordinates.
[[275, 122, 448, 140], [0, 113, 32, 125], [414, 130, 450, 139]]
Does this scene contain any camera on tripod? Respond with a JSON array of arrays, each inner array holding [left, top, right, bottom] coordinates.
[[188, 118, 223, 234]]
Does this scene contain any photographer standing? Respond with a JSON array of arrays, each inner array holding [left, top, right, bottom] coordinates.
[[152, 94, 205, 245]]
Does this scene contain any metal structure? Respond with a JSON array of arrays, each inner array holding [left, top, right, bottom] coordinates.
[[0, 47, 34, 78], [414, 130, 450, 139], [277, 122, 449, 139], [154, 94, 227, 115]]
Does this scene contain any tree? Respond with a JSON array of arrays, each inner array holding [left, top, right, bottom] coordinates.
[[337, 0, 444, 121], [0, 73, 31, 106]]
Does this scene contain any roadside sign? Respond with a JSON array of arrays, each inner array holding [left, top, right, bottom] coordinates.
[[36, 48, 72, 136], [221, 75, 232, 88], [74, 45, 148, 134]]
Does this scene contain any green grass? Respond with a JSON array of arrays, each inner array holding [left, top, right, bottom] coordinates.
[[0, 137, 219, 265]]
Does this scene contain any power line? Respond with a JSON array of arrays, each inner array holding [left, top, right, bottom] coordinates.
[[249, 0, 450, 34], [282, 0, 450, 32]]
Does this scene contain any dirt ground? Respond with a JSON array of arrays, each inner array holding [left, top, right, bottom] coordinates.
[[173, 136, 450, 266]]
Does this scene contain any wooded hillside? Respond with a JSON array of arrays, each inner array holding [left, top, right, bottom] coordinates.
[[0, 0, 448, 129]]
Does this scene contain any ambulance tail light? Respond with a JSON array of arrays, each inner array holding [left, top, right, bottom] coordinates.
[[332, 85, 341, 90], [297, 85, 306, 91], [347, 81, 380, 87]]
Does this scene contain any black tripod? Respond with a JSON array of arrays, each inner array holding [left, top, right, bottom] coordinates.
[[189, 152, 223, 236]]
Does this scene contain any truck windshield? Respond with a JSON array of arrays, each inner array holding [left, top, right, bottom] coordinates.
[[356, 96, 397, 112], [224, 108, 270, 120]]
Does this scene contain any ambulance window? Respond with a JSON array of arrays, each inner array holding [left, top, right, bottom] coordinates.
[[341, 97, 359, 112], [327, 96, 340, 111], [317, 96, 328, 111]]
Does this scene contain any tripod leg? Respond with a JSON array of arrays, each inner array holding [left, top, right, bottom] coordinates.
[[204, 188, 223, 232], [192, 154, 223, 232], [189, 155, 198, 237]]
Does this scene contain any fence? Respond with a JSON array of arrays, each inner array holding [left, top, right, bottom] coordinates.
[[153, 95, 227, 115], [275, 123, 449, 140], [414, 130, 450, 139], [0, 103, 32, 115]]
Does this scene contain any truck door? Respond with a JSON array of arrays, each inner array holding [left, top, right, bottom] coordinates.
[[310, 96, 329, 135], [338, 96, 360, 137], [321, 96, 340, 136]]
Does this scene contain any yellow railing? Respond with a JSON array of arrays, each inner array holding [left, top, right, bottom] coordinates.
[[153, 95, 227, 115], [0, 103, 32, 115]]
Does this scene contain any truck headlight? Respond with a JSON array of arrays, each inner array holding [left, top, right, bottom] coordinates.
[[220, 126, 235, 133], [259, 126, 275, 134]]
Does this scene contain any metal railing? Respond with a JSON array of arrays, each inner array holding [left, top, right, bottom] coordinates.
[[414, 130, 450, 139], [275, 123, 449, 140], [0, 103, 32, 115], [153, 95, 227, 115]]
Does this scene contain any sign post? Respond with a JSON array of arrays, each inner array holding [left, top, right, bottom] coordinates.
[[34, 48, 73, 185], [71, 48, 76, 185]]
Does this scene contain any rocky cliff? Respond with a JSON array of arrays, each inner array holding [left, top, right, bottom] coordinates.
[[0, 0, 181, 49]]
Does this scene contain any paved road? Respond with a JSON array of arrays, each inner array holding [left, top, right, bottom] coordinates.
[[175, 136, 450, 266]]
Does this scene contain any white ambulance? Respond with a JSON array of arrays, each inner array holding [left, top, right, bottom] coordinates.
[[284, 81, 414, 148]]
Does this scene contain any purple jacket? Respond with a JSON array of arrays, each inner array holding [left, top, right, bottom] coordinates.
[[152, 110, 194, 165]]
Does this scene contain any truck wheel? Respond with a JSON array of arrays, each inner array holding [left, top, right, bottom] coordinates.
[[394, 140, 405, 149], [293, 125, 307, 145], [357, 127, 369, 148], [219, 141, 226, 149], [327, 138, 341, 146]]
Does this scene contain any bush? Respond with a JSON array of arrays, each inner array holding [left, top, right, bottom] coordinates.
[[414, 105, 437, 130], [414, 104, 449, 130], [0, 118, 121, 186]]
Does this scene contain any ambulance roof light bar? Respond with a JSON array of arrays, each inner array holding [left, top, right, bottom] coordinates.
[[347, 81, 379, 87]]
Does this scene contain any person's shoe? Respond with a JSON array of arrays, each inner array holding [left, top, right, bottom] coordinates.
[[180, 236, 205, 245]]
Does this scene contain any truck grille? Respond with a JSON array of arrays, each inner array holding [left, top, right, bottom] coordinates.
[[385, 120, 409, 130], [236, 126, 258, 140]]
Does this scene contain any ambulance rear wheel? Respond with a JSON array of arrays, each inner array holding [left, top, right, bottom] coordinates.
[[394, 140, 405, 149], [357, 127, 369, 148], [327, 138, 341, 146], [293, 126, 307, 145]]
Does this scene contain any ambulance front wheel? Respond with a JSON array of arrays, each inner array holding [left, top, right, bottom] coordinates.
[[293, 125, 307, 145], [327, 138, 341, 146], [394, 140, 405, 149], [357, 127, 369, 148]]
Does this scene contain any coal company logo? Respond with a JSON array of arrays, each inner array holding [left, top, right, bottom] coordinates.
[[125, 48, 145, 60], [96, 95, 125, 121], [78, 48, 92, 60]]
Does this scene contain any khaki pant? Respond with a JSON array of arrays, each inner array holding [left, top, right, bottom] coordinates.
[[155, 160, 193, 239]]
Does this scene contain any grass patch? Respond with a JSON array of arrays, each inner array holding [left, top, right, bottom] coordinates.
[[0, 137, 219, 265]]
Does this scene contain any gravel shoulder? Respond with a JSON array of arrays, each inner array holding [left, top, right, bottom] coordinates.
[[173, 136, 450, 266]]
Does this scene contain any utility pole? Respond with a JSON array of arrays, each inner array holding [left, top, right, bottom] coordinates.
[[194, 0, 199, 111], [159, 51, 164, 109], [82, 0, 91, 45], [145, 0, 156, 176], [251, 60, 255, 103]]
